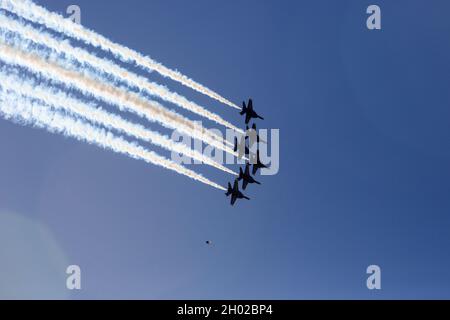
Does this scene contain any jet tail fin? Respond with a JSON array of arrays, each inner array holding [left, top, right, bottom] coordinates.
[[225, 182, 232, 196], [238, 167, 244, 180], [240, 101, 247, 115]]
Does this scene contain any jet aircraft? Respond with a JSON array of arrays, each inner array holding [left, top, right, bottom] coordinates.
[[252, 150, 268, 175], [240, 99, 264, 124], [238, 163, 261, 190], [225, 179, 250, 206]]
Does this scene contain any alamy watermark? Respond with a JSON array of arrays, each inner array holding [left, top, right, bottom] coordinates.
[[67, 5, 81, 24], [170, 123, 280, 176], [366, 265, 381, 290], [366, 5, 381, 30], [66, 265, 81, 290]]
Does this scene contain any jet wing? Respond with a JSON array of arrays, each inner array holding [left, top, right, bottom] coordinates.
[[242, 179, 249, 190]]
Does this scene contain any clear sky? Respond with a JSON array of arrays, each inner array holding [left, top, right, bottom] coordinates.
[[1, 0, 450, 299]]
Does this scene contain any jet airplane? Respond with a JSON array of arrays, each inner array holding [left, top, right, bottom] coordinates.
[[252, 150, 268, 175], [240, 99, 264, 124], [225, 179, 250, 206], [238, 163, 261, 190]]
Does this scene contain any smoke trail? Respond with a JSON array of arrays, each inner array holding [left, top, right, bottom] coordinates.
[[1, 0, 240, 110], [0, 41, 239, 157], [0, 14, 243, 133], [0, 69, 237, 176], [0, 87, 227, 191], [0, 30, 234, 153]]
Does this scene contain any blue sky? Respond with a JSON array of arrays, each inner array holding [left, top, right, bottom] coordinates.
[[0, 0, 450, 299]]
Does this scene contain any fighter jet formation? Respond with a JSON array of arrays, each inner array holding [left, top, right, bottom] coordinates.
[[226, 99, 268, 206]]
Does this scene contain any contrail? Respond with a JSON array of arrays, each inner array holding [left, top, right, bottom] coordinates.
[[0, 87, 227, 191], [1, 0, 241, 110], [0, 31, 234, 153], [0, 69, 237, 176], [0, 14, 243, 133], [0, 41, 239, 157]]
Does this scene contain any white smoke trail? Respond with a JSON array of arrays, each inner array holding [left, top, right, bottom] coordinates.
[[0, 14, 243, 133], [0, 0, 241, 110], [0, 41, 239, 157], [0, 32, 234, 152], [0, 69, 237, 176], [0, 86, 227, 191]]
